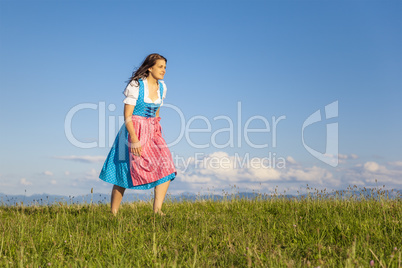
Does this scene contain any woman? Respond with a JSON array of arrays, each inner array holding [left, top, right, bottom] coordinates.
[[99, 53, 177, 216]]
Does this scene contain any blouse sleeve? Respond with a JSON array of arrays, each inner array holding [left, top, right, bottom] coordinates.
[[160, 81, 167, 107], [123, 80, 139, 106]]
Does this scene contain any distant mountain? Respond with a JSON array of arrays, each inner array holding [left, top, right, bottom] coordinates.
[[0, 192, 149, 206], [0, 188, 400, 206]]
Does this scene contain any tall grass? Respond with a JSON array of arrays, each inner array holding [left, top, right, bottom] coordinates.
[[0, 187, 401, 267]]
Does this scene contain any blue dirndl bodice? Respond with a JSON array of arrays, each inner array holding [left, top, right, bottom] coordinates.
[[132, 78, 162, 118]]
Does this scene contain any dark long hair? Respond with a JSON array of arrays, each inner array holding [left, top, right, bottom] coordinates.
[[126, 53, 167, 86]]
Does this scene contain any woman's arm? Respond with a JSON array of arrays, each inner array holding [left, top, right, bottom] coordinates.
[[124, 104, 141, 155], [155, 107, 160, 118], [124, 104, 138, 141]]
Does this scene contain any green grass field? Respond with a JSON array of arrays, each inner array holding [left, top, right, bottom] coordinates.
[[0, 188, 401, 267]]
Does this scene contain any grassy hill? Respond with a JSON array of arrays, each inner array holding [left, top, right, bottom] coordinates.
[[0, 192, 401, 267]]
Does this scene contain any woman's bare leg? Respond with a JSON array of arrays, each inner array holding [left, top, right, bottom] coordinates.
[[111, 185, 126, 215], [153, 180, 171, 214]]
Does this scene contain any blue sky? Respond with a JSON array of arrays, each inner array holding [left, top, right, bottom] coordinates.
[[1, 0, 401, 197]]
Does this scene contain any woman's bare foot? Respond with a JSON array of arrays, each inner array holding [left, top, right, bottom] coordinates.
[[154, 210, 166, 216]]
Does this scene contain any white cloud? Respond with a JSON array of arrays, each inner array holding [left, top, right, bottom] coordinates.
[[58, 151, 402, 195], [54, 155, 105, 163], [178, 152, 290, 174], [176, 151, 338, 187], [364, 161, 380, 172], [20, 178, 32, 186], [43, 171, 53, 176], [38, 150, 400, 195], [286, 156, 297, 164], [341, 161, 402, 186], [51, 180, 57, 185], [333, 153, 359, 164], [322, 153, 343, 165], [350, 154, 358, 159], [180, 152, 286, 183], [282, 166, 336, 185], [246, 167, 281, 181]]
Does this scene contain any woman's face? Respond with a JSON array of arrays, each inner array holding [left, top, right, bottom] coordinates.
[[148, 59, 166, 80]]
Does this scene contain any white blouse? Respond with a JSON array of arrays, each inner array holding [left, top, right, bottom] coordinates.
[[123, 77, 167, 106]]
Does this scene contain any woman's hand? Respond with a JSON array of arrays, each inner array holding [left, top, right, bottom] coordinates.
[[130, 140, 142, 157]]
